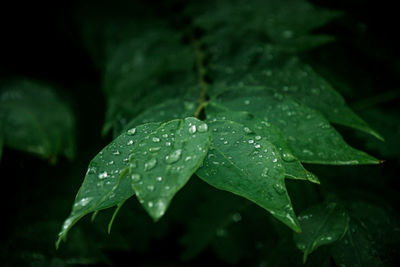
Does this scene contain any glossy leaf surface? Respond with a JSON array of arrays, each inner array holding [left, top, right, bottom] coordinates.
[[196, 120, 300, 232], [57, 122, 161, 247], [212, 88, 379, 164], [130, 117, 211, 220]]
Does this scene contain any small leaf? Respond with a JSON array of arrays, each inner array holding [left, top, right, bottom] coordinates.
[[56, 122, 160, 247], [0, 80, 75, 161], [196, 120, 300, 232], [212, 88, 379, 164], [293, 202, 349, 263], [129, 117, 211, 220], [206, 103, 319, 183]]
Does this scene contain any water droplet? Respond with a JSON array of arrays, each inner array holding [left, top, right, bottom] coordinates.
[[189, 125, 197, 134], [152, 137, 160, 143], [244, 100, 250, 105], [272, 158, 278, 163], [255, 135, 262, 140], [148, 201, 154, 208], [127, 128, 136, 135], [282, 153, 296, 162], [131, 174, 141, 182], [149, 147, 161, 152], [74, 197, 93, 208], [223, 140, 228, 145], [164, 186, 170, 190], [108, 160, 114, 165], [147, 185, 154, 191], [145, 158, 157, 171], [156, 176, 163, 182], [273, 183, 285, 194], [127, 140, 134, 145], [198, 123, 208, 132], [185, 156, 192, 161], [302, 149, 314, 156], [255, 144, 261, 148], [166, 142, 171, 146], [261, 167, 269, 177], [166, 149, 182, 164], [248, 139, 254, 144], [98, 171, 108, 179], [243, 127, 252, 133], [113, 150, 120, 155], [162, 134, 168, 138]]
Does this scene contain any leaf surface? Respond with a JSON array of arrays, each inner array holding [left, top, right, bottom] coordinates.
[[206, 103, 319, 183], [122, 98, 197, 136], [196, 120, 300, 232], [129, 117, 211, 220], [293, 202, 349, 263], [0, 80, 75, 161], [239, 59, 382, 139], [57, 122, 161, 247], [212, 88, 379, 164]]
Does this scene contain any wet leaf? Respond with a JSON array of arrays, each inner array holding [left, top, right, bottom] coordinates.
[[129, 117, 211, 220], [206, 104, 319, 183], [293, 202, 349, 263], [57, 122, 161, 247], [196, 120, 300, 232], [212, 88, 379, 165]]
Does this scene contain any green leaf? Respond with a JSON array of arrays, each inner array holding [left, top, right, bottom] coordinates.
[[0, 80, 75, 161], [101, 24, 198, 135], [239, 59, 382, 140], [293, 202, 349, 263], [189, 0, 341, 53], [212, 88, 379, 164], [196, 120, 300, 232], [206, 103, 319, 183], [331, 202, 397, 267], [129, 117, 211, 220], [57, 122, 161, 247], [122, 98, 197, 137]]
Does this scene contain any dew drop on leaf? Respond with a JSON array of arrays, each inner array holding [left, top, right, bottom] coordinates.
[[197, 123, 208, 132], [189, 125, 197, 134], [165, 149, 182, 163], [98, 171, 108, 179], [131, 174, 141, 182], [127, 128, 136, 136], [145, 158, 157, 171]]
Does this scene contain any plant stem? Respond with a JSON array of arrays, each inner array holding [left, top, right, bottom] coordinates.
[[191, 36, 209, 118]]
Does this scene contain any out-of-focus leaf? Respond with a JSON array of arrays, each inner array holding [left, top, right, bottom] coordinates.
[[0, 80, 75, 161], [293, 202, 349, 262], [331, 202, 400, 267]]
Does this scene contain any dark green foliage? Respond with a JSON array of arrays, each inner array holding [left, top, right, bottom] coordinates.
[[0, 80, 75, 162], [1, 0, 399, 266]]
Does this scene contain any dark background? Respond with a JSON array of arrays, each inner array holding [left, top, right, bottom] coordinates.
[[0, 0, 399, 266]]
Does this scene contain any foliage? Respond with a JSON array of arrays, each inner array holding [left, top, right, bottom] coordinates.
[[1, 0, 399, 266]]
